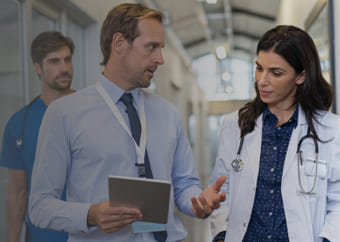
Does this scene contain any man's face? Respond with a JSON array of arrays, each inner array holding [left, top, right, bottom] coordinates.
[[34, 46, 73, 91], [121, 18, 165, 90]]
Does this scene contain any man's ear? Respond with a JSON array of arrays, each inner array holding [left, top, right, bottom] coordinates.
[[34, 62, 42, 76], [296, 70, 306, 85], [111, 32, 127, 54]]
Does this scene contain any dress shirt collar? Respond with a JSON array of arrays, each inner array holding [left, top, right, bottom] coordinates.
[[99, 74, 140, 106]]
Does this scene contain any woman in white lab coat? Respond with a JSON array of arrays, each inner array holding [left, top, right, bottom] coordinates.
[[210, 25, 340, 242]]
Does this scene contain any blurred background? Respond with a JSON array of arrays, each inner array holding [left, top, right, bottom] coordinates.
[[1, 0, 339, 241]]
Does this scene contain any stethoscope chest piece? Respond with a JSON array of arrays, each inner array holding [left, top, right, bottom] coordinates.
[[231, 137, 245, 172], [16, 139, 23, 150], [16, 96, 40, 150], [231, 157, 243, 172]]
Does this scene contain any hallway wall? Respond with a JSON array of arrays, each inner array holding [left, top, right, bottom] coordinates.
[[277, 0, 318, 27]]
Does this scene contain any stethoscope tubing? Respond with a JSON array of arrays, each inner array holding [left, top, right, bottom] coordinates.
[[232, 127, 319, 194], [16, 96, 40, 149]]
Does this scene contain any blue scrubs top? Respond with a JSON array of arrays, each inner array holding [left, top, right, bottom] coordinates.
[[0, 97, 68, 242]]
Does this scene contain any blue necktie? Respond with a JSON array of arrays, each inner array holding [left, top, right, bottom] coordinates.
[[120, 93, 167, 242]]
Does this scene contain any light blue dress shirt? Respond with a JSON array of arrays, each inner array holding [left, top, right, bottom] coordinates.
[[29, 75, 202, 242]]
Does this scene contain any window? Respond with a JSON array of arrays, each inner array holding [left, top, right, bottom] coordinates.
[[66, 19, 86, 90], [0, 0, 23, 144], [193, 54, 219, 99], [0, 0, 22, 238], [193, 54, 254, 100], [0, 1, 94, 240], [30, 9, 57, 98]]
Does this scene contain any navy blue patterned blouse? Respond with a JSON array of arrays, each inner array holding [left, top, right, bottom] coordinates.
[[243, 107, 298, 241]]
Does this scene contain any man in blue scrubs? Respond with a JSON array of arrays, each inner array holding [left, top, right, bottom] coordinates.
[[0, 31, 74, 242]]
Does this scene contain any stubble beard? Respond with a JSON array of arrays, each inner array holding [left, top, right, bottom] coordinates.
[[49, 72, 73, 91], [132, 70, 152, 89]]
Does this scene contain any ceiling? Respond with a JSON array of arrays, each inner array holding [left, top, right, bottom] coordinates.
[[1, 0, 282, 64], [140, 0, 281, 61]]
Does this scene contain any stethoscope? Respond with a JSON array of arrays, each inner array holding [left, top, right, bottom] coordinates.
[[16, 96, 40, 150], [231, 136, 244, 172], [231, 127, 319, 195], [296, 127, 319, 195]]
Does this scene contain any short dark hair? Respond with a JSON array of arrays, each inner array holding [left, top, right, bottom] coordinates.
[[100, 3, 163, 66], [31, 31, 75, 64]]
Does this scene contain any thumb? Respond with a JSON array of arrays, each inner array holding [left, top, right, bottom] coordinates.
[[212, 176, 226, 192]]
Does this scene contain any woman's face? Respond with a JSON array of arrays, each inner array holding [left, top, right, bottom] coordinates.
[[255, 50, 305, 112]]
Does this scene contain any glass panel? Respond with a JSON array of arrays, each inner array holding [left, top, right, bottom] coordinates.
[[193, 54, 254, 100], [66, 19, 86, 90], [193, 54, 219, 99], [207, 115, 223, 166], [0, 0, 22, 239], [29, 9, 56, 99], [0, 0, 23, 140], [306, 2, 330, 83], [193, 55, 218, 96], [220, 58, 253, 100]]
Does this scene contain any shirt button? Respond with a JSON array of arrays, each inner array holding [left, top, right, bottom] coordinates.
[[270, 189, 274, 193], [243, 222, 247, 227], [270, 168, 275, 172], [269, 212, 273, 216], [268, 235, 272, 239], [277, 127, 281, 130], [273, 146, 277, 150]]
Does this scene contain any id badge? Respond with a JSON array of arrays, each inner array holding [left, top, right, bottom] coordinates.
[[132, 221, 166, 233]]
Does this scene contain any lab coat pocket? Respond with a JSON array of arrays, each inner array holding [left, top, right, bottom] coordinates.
[[304, 157, 327, 179]]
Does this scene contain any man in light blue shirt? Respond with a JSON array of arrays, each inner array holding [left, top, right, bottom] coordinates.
[[29, 3, 225, 242]]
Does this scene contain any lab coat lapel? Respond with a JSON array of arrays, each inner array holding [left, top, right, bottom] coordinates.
[[282, 108, 308, 178], [242, 114, 263, 184]]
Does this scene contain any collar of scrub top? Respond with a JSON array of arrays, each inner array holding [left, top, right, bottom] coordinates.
[[97, 75, 147, 172]]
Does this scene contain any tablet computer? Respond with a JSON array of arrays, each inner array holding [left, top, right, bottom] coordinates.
[[108, 175, 171, 224]]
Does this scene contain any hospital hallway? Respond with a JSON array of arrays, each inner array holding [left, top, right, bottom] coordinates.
[[1, 0, 340, 241]]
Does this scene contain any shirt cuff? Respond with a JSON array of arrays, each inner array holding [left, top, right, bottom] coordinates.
[[70, 202, 93, 233]]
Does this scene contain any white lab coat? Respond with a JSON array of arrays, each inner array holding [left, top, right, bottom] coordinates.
[[210, 109, 340, 242]]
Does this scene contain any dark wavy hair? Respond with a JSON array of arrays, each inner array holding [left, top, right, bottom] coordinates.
[[238, 25, 333, 141], [100, 3, 163, 66]]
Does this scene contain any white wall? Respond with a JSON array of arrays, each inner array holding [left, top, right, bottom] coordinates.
[[276, 0, 318, 27]]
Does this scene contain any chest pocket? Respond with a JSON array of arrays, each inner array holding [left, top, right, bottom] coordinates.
[[303, 157, 327, 179], [299, 140, 327, 179]]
